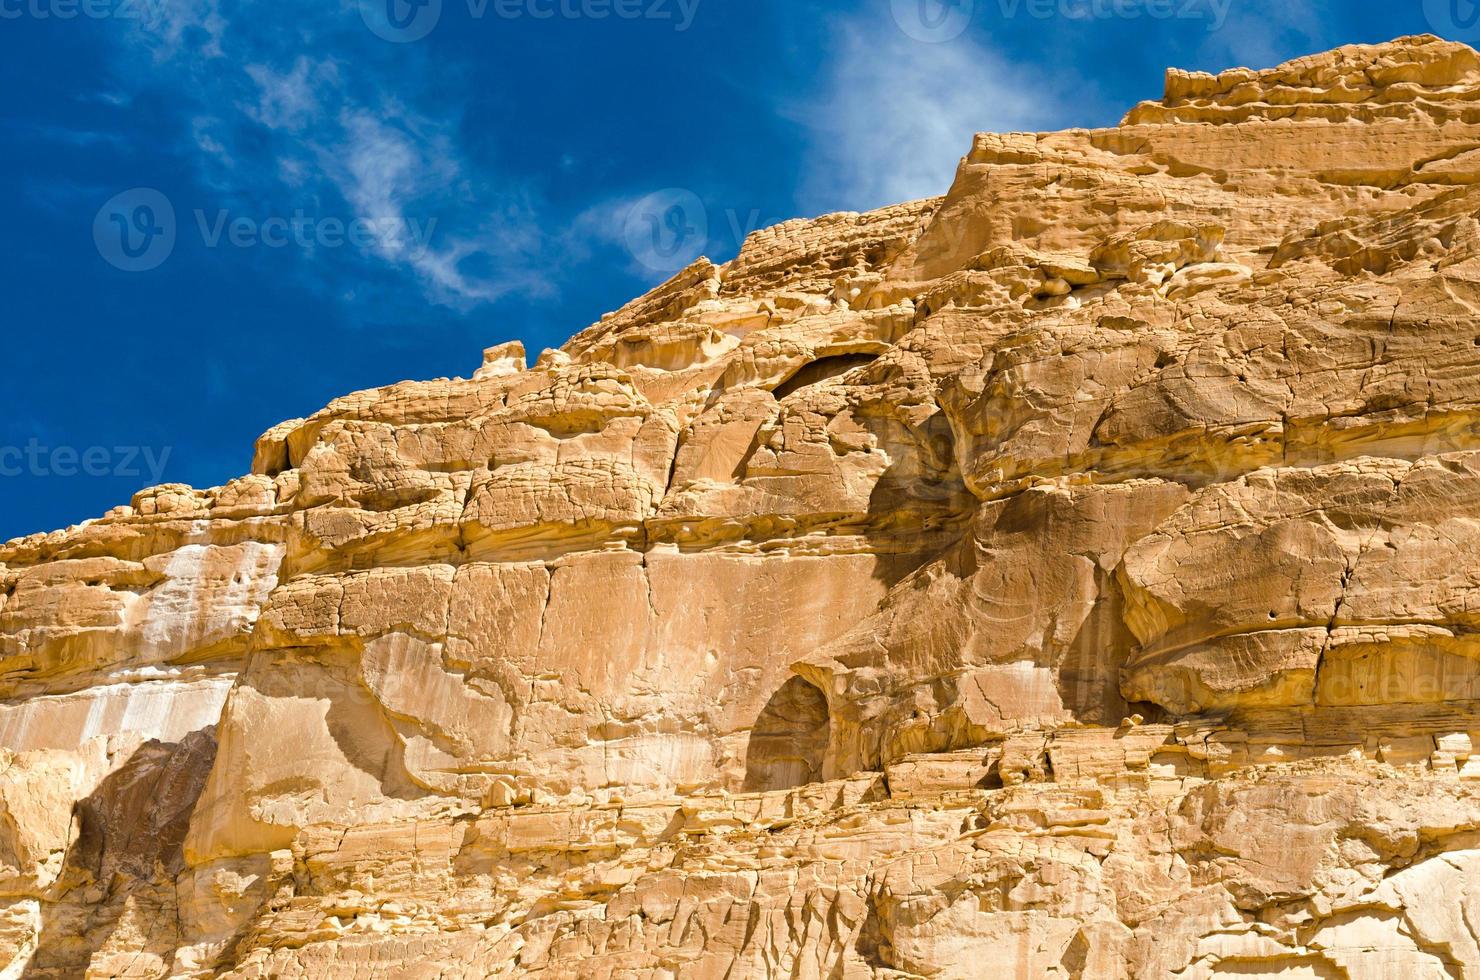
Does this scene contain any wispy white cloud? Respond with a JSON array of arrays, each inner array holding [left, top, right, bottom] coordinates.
[[6, 121, 127, 149], [563, 193, 663, 278], [338, 112, 423, 255], [793, 14, 1073, 215], [135, 0, 226, 60], [1192, 0, 1332, 72], [189, 116, 233, 173], [243, 57, 330, 130], [103, 0, 557, 311]]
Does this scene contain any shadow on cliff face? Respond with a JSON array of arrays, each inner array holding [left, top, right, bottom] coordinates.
[[742, 677, 830, 792], [863, 400, 976, 589], [771, 353, 883, 401], [24, 730, 217, 978], [737, 361, 977, 792], [1057, 564, 1134, 726]]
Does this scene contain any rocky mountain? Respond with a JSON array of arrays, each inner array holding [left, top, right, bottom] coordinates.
[[8, 33, 1480, 978]]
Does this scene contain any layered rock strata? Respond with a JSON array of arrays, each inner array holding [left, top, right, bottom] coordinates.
[[9, 34, 1480, 978]]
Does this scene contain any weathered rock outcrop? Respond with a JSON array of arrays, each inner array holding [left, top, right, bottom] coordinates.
[[11, 34, 1480, 978]]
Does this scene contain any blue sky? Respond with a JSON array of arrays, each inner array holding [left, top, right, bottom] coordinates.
[[0, 0, 1457, 540]]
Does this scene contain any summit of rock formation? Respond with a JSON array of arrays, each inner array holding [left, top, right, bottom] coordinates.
[[10, 33, 1480, 977]]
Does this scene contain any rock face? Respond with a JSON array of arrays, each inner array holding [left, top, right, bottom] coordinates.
[[12, 33, 1480, 978]]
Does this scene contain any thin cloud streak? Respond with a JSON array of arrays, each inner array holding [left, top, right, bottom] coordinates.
[[793, 14, 1074, 215], [101, 0, 558, 310]]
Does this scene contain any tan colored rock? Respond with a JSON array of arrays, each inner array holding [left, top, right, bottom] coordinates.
[[14, 33, 1480, 978]]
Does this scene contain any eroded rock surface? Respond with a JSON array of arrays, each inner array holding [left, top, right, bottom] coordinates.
[[9, 34, 1480, 978]]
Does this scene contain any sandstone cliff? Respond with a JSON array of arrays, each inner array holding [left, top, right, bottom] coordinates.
[[9, 34, 1480, 978]]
